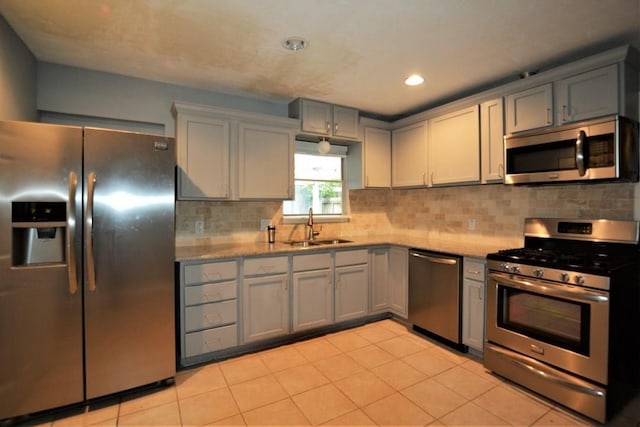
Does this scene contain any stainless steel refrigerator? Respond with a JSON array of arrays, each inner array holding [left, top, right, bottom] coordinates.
[[0, 121, 176, 420]]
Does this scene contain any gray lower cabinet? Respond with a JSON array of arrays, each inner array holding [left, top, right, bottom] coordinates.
[[292, 252, 333, 332], [177, 245, 408, 364], [369, 246, 408, 318], [369, 247, 389, 313], [335, 249, 369, 322], [388, 246, 408, 318], [462, 257, 486, 353], [242, 256, 290, 343], [179, 259, 239, 365]]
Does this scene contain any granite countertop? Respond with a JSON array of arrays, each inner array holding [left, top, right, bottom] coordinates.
[[175, 233, 515, 262]]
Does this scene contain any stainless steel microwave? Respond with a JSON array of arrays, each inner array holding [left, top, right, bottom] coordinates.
[[504, 115, 639, 184]]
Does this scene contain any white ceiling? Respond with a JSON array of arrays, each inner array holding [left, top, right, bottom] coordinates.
[[1, 0, 639, 119]]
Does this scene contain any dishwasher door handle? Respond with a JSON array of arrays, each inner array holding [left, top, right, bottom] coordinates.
[[410, 252, 457, 265]]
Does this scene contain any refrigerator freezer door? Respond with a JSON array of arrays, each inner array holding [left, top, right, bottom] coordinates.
[[0, 121, 84, 419], [83, 128, 176, 399]]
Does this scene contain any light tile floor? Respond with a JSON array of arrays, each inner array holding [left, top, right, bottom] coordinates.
[[19, 319, 640, 426]]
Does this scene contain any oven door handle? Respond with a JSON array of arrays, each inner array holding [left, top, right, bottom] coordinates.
[[488, 271, 609, 303], [486, 343, 605, 398]]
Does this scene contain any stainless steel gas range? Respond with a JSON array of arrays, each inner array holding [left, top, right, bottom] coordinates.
[[484, 218, 640, 423]]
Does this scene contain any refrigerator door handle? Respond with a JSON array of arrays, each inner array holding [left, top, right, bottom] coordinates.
[[86, 172, 97, 291], [67, 171, 79, 295]]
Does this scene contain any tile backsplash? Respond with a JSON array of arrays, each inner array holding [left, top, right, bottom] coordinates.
[[176, 182, 636, 247]]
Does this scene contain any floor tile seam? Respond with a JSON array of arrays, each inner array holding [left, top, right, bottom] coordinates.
[[331, 373, 397, 409], [117, 385, 179, 419], [468, 383, 548, 426], [265, 396, 314, 426], [175, 381, 231, 403], [364, 362, 425, 392], [429, 369, 497, 401], [272, 365, 332, 397], [528, 406, 556, 427], [174, 386, 185, 427], [436, 400, 513, 426], [175, 390, 242, 426], [494, 381, 557, 410], [397, 388, 442, 422]]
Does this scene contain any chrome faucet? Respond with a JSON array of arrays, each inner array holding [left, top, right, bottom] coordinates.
[[306, 207, 318, 240]]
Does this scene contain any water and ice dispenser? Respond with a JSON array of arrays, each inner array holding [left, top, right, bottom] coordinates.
[[12, 201, 66, 266]]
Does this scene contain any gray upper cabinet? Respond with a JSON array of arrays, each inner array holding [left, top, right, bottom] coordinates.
[[173, 108, 231, 200], [391, 121, 428, 187], [173, 102, 298, 201], [505, 83, 553, 134], [428, 105, 480, 185], [555, 64, 618, 124], [480, 98, 505, 183], [289, 98, 359, 140]]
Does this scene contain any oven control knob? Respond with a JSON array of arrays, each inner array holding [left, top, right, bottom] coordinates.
[[501, 264, 510, 272], [511, 265, 520, 274], [533, 269, 544, 278], [560, 273, 570, 282], [574, 275, 585, 285]]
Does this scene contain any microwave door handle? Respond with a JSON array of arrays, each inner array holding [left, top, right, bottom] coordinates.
[[576, 130, 587, 176]]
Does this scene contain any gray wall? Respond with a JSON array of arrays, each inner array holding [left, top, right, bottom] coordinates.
[[37, 62, 289, 136], [0, 15, 37, 121]]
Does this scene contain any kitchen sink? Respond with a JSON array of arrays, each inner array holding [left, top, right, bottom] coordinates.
[[312, 239, 353, 245], [287, 240, 315, 247], [286, 238, 353, 247]]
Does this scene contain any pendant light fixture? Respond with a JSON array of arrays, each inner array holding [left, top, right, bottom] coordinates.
[[317, 137, 331, 154]]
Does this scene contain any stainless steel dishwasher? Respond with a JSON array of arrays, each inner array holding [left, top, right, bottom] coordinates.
[[408, 249, 467, 352]]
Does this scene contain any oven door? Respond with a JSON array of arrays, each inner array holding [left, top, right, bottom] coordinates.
[[486, 271, 609, 385]]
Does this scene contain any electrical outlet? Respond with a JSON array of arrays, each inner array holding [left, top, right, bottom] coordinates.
[[260, 219, 271, 230], [468, 218, 476, 231], [195, 220, 205, 235]]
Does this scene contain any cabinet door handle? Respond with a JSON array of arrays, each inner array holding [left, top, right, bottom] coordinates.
[[205, 313, 223, 322], [478, 287, 483, 301], [204, 271, 222, 281], [562, 105, 568, 122], [546, 108, 552, 124], [204, 291, 222, 300], [498, 163, 504, 179], [334, 122, 339, 134], [326, 121, 331, 132]]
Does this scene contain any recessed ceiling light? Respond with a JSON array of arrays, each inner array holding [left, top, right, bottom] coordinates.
[[404, 74, 425, 86], [283, 38, 308, 51]]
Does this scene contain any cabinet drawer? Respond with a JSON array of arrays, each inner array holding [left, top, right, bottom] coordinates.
[[292, 252, 331, 272], [185, 299, 237, 332], [185, 280, 237, 306], [243, 256, 288, 276], [185, 324, 238, 357], [463, 259, 486, 281], [184, 260, 237, 285], [335, 249, 368, 267]]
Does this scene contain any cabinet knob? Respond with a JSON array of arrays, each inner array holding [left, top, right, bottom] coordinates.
[[326, 121, 331, 132]]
